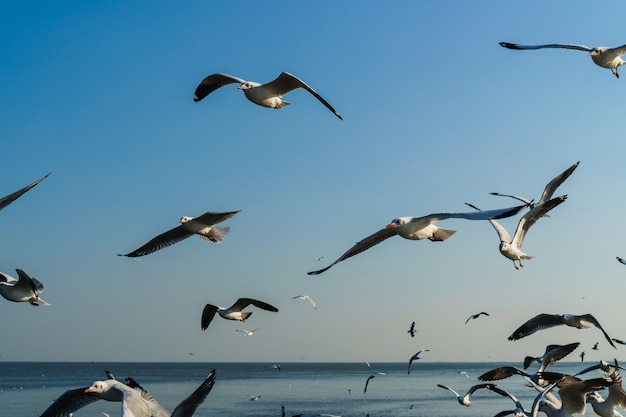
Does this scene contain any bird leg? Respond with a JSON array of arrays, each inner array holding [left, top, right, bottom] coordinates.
[[612, 69, 620, 78]]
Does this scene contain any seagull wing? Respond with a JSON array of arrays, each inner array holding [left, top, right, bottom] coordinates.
[[307, 227, 398, 275], [414, 203, 528, 224], [478, 366, 526, 381], [193, 73, 246, 102], [38, 387, 101, 417], [201, 304, 219, 330], [511, 195, 567, 250], [264, 72, 342, 120], [617, 257, 626, 265], [508, 313, 566, 341], [489, 192, 533, 205], [437, 384, 460, 398], [464, 203, 513, 243], [499, 42, 593, 52], [0, 172, 50, 212], [230, 298, 279, 313], [118, 225, 192, 257], [14, 268, 38, 294], [170, 370, 217, 417], [192, 210, 240, 225], [537, 161, 579, 205], [579, 314, 616, 348], [603, 45, 626, 59]]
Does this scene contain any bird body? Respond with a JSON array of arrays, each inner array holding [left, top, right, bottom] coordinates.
[[0, 269, 50, 306], [201, 298, 278, 330]]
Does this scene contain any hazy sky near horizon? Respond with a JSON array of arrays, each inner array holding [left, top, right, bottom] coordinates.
[[2, 1, 626, 364]]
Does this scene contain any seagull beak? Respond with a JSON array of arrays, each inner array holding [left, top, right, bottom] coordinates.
[[84, 387, 93, 393], [386, 223, 396, 229]]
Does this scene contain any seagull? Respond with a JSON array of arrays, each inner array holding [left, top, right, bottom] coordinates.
[[580, 351, 586, 362], [272, 364, 281, 371], [307, 203, 527, 275], [0, 269, 50, 306], [617, 257, 626, 266], [292, 295, 316, 310], [248, 395, 261, 401], [408, 350, 429, 374], [508, 313, 616, 349], [193, 72, 342, 119], [235, 328, 260, 337], [593, 342, 600, 351], [490, 161, 579, 217], [523, 342, 580, 371], [0, 172, 50, 213], [586, 359, 626, 417], [363, 375, 375, 394], [478, 365, 559, 387], [537, 376, 614, 417], [38, 369, 216, 417], [500, 42, 626, 78], [459, 371, 470, 379], [118, 210, 240, 257], [465, 312, 490, 324], [436, 383, 498, 407], [201, 298, 278, 330], [407, 321, 416, 337], [486, 382, 558, 417], [465, 195, 567, 269]]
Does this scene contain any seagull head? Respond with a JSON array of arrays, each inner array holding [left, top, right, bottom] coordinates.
[[589, 47, 607, 56], [387, 217, 410, 228], [179, 216, 193, 224], [237, 81, 258, 90]]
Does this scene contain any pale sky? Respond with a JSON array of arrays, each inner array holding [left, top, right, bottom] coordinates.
[[1, 1, 626, 363]]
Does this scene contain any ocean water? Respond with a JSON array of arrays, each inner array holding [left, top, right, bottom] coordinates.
[[0, 361, 590, 417]]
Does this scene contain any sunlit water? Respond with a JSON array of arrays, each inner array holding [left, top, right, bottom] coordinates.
[[0, 361, 592, 417]]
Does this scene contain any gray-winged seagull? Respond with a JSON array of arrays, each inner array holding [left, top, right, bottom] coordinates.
[[118, 210, 240, 257], [307, 203, 528, 275], [0, 269, 50, 306], [436, 383, 499, 407], [500, 42, 626, 78], [201, 298, 278, 330], [292, 295, 316, 310], [193, 72, 342, 119]]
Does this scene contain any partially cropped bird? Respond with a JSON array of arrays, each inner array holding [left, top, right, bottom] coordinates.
[[0, 172, 50, 213], [0, 269, 50, 306]]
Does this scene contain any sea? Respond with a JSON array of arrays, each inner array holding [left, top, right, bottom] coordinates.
[[0, 361, 592, 417]]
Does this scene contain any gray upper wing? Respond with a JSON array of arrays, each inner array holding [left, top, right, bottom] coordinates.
[[193, 73, 246, 102]]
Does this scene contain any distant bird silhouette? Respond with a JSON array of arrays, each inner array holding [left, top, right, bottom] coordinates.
[[408, 350, 429, 374], [292, 294, 316, 310], [201, 298, 278, 330], [235, 328, 260, 337], [407, 321, 416, 337], [0, 172, 50, 213], [363, 375, 375, 393], [580, 351, 586, 362], [458, 371, 470, 379], [465, 312, 489, 324], [592, 342, 599, 351], [272, 364, 281, 371], [616, 256, 626, 266]]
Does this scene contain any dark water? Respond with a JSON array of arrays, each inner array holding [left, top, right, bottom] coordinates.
[[0, 361, 589, 417]]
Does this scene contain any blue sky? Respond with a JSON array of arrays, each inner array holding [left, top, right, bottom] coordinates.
[[1, 1, 626, 363]]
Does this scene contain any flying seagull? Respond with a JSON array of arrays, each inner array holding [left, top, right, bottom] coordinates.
[[39, 369, 216, 417], [407, 321, 416, 337], [0, 172, 50, 213], [193, 72, 342, 119], [490, 161, 579, 217], [201, 298, 278, 330], [307, 203, 527, 275], [436, 383, 498, 407], [466, 195, 567, 269], [523, 342, 580, 371], [292, 295, 316, 310], [500, 42, 626, 78], [408, 350, 429, 374], [363, 374, 375, 394], [118, 210, 240, 257], [235, 328, 260, 337], [0, 269, 50, 306], [465, 312, 490, 324], [508, 313, 616, 349]]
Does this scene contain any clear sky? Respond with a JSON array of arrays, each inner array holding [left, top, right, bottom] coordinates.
[[1, 1, 625, 363]]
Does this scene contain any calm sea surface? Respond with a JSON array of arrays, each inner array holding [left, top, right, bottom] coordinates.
[[0, 361, 590, 417]]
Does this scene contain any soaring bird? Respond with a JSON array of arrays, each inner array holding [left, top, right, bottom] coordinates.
[[193, 72, 342, 119], [39, 370, 216, 417], [118, 210, 240, 257], [363, 374, 375, 394], [407, 321, 416, 337], [0, 172, 50, 213], [201, 298, 278, 330], [436, 383, 498, 407], [0, 269, 50, 306], [235, 328, 260, 337], [500, 42, 626, 78], [307, 203, 527, 275], [523, 342, 580, 371], [465, 312, 489, 324], [508, 313, 616, 349], [408, 350, 429, 374], [292, 295, 317, 310]]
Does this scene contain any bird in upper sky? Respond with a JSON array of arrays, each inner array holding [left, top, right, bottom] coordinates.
[[465, 312, 490, 324], [292, 295, 316, 310], [508, 313, 616, 349], [408, 350, 429, 374], [0, 172, 50, 213], [363, 375, 375, 394], [193, 72, 342, 119], [118, 210, 240, 257], [201, 298, 278, 330], [307, 203, 528, 275], [500, 41, 626, 78], [407, 321, 416, 337], [0, 269, 50, 306], [436, 383, 498, 407], [38, 370, 216, 417]]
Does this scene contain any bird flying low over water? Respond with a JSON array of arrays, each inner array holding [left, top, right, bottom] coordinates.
[[118, 210, 240, 257], [508, 313, 616, 349], [307, 203, 528, 275], [500, 41, 626, 78], [193, 72, 342, 119], [292, 295, 316, 310], [38, 369, 216, 417], [201, 298, 279, 330], [0, 269, 50, 306], [0, 172, 50, 213], [436, 383, 498, 407], [408, 350, 429, 374], [465, 312, 489, 324], [363, 375, 375, 393]]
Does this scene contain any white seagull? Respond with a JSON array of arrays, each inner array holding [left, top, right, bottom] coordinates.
[[193, 72, 342, 119], [500, 42, 626, 78], [235, 328, 260, 337], [201, 298, 278, 330], [436, 383, 498, 407], [307, 203, 527, 275], [508, 313, 616, 349], [118, 210, 240, 257], [0, 172, 50, 213], [292, 294, 316, 310], [38, 370, 216, 417], [0, 269, 50, 306]]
